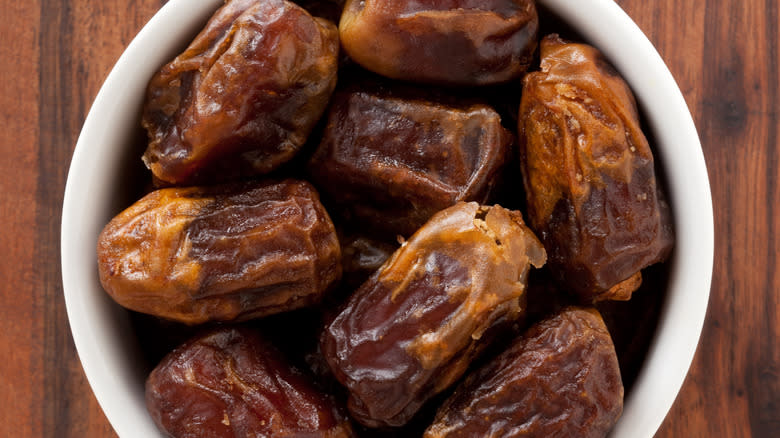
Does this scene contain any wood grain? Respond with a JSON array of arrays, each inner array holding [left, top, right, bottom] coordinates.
[[618, 1, 780, 437], [0, 1, 41, 436], [0, 0, 776, 436]]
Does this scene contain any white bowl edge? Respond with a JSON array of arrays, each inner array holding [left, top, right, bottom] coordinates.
[[61, 1, 715, 437], [61, 0, 224, 436], [540, 1, 714, 436]]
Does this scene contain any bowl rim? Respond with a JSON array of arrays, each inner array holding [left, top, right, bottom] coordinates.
[[61, 0, 714, 437]]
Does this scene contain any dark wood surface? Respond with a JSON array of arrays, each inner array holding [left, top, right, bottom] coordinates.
[[0, 0, 776, 436]]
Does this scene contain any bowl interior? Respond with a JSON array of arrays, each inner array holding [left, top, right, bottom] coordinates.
[[61, 1, 713, 437]]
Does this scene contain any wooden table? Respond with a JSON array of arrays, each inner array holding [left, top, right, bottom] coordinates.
[[0, 0, 776, 436]]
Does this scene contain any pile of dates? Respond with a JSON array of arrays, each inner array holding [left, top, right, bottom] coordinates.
[[97, 0, 674, 436]]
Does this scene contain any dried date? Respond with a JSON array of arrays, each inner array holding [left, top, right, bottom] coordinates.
[[309, 89, 512, 237], [424, 307, 623, 438], [321, 202, 546, 427], [518, 34, 674, 301], [339, 0, 538, 85], [146, 327, 354, 437], [97, 180, 341, 324], [142, 0, 339, 185]]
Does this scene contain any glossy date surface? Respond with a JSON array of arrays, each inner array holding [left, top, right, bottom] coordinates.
[[425, 307, 623, 438], [97, 180, 341, 325], [518, 34, 673, 302], [146, 327, 354, 437], [321, 202, 546, 427], [339, 0, 538, 85], [142, 0, 339, 185], [309, 89, 512, 237]]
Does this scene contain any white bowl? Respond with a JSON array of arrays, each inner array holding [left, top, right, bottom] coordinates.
[[61, 0, 714, 436]]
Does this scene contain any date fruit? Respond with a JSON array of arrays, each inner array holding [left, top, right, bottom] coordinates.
[[146, 327, 354, 437], [339, 0, 538, 85], [309, 89, 512, 237], [97, 180, 341, 325], [321, 202, 546, 427], [518, 34, 674, 302], [142, 0, 339, 186], [425, 307, 623, 438]]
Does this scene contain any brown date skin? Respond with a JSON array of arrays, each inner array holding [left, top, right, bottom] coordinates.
[[339, 0, 538, 85], [321, 202, 546, 428], [146, 327, 354, 438], [518, 34, 674, 302], [309, 89, 513, 237], [425, 307, 623, 438], [142, 0, 339, 186], [97, 180, 341, 325]]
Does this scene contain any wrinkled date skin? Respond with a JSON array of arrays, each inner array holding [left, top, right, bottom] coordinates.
[[321, 202, 546, 427], [142, 0, 339, 186], [425, 307, 623, 438], [309, 89, 512, 237], [97, 180, 341, 324], [339, 0, 538, 85], [518, 34, 674, 302], [146, 327, 354, 438]]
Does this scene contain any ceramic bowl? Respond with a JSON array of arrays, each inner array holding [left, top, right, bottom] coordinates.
[[61, 0, 714, 436]]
